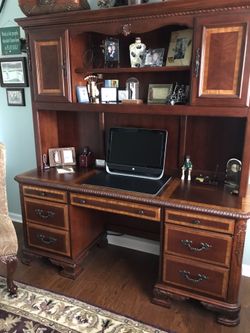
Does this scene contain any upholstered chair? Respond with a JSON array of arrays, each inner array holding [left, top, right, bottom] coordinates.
[[0, 143, 18, 296]]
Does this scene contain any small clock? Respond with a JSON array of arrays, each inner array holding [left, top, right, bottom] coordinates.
[[225, 158, 242, 190]]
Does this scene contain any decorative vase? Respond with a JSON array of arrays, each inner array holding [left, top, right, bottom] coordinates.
[[129, 37, 146, 68], [18, 0, 90, 17]]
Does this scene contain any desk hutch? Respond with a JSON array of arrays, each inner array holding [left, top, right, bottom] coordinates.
[[15, 0, 250, 327]]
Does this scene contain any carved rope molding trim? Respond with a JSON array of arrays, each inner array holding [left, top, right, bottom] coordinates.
[[15, 177, 250, 220], [77, 5, 250, 27]]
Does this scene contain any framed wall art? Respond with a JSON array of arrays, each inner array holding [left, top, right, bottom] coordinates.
[[0, 57, 28, 87], [6, 88, 25, 106], [166, 29, 193, 67]]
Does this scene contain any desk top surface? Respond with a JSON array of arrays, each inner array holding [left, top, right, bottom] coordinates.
[[15, 168, 250, 219]]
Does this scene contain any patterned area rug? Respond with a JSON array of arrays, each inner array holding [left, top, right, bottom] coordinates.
[[0, 276, 172, 333]]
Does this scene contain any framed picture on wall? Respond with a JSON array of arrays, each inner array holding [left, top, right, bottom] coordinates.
[[6, 88, 25, 106], [0, 57, 28, 87]]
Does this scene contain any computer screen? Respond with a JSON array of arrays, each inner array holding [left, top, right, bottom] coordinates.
[[106, 127, 168, 179]]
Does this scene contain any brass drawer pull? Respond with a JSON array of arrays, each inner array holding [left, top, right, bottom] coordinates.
[[80, 199, 86, 204], [179, 270, 208, 283], [192, 219, 201, 225], [181, 239, 212, 252], [138, 209, 144, 215], [39, 192, 46, 197], [34, 208, 55, 219], [37, 234, 57, 245]]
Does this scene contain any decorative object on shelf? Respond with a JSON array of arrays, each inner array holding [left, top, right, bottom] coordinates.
[[147, 84, 173, 104], [48, 147, 76, 167], [97, 0, 116, 8], [79, 147, 95, 168], [18, 0, 90, 16], [101, 87, 117, 103], [224, 158, 242, 194], [128, 0, 148, 4], [104, 79, 119, 88], [104, 38, 119, 67], [42, 153, 50, 170], [129, 37, 146, 68], [76, 85, 89, 103], [181, 155, 192, 181], [0, 57, 28, 87], [166, 29, 193, 66], [118, 89, 128, 101], [6, 88, 25, 106], [166, 83, 189, 105], [126, 77, 139, 99], [143, 48, 165, 67], [84, 75, 101, 103]]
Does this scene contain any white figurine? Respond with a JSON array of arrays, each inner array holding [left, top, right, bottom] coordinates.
[[181, 155, 192, 181]]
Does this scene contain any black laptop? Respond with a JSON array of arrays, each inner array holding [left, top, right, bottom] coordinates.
[[85, 127, 171, 195]]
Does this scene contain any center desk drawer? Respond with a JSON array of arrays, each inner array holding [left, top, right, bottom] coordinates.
[[70, 194, 161, 221], [165, 209, 235, 234], [27, 224, 70, 256], [163, 255, 229, 299], [165, 224, 232, 267], [24, 198, 69, 230], [23, 185, 67, 203]]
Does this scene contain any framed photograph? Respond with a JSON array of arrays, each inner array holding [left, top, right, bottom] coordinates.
[[101, 87, 117, 103], [118, 90, 128, 102], [48, 147, 76, 167], [166, 29, 193, 66], [0, 57, 28, 87], [6, 88, 25, 106], [143, 48, 165, 67], [104, 38, 119, 64], [76, 85, 89, 103], [147, 84, 173, 104]]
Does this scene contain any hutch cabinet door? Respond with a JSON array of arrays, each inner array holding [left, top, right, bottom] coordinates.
[[191, 14, 250, 107], [28, 29, 71, 103]]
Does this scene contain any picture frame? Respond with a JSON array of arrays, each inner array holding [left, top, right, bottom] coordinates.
[[76, 85, 89, 103], [48, 147, 76, 167], [147, 84, 173, 104], [6, 88, 25, 106], [143, 48, 165, 67], [101, 87, 117, 103], [0, 57, 28, 87], [166, 29, 193, 67], [118, 90, 128, 102], [104, 38, 119, 65]]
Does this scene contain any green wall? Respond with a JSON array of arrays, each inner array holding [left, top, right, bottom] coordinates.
[[0, 0, 249, 270]]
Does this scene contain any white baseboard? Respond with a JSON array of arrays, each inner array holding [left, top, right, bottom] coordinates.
[[9, 212, 22, 223], [9, 212, 250, 277], [242, 264, 250, 277], [107, 233, 160, 255]]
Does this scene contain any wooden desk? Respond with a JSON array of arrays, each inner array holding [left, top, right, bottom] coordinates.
[[15, 168, 250, 326]]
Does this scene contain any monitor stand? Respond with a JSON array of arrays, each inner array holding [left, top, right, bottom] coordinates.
[[84, 171, 171, 195]]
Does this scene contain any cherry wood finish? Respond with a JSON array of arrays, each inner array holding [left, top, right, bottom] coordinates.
[[15, 0, 250, 328]]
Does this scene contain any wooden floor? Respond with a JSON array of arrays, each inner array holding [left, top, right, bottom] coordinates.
[[1, 223, 249, 333]]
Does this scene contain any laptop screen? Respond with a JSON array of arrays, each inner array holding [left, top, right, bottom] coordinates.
[[106, 127, 168, 179]]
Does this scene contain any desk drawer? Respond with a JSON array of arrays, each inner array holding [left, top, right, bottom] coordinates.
[[163, 255, 229, 299], [70, 194, 161, 221], [24, 198, 69, 230], [23, 185, 67, 203], [165, 225, 232, 267], [27, 223, 70, 256], [165, 209, 235, 234]]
